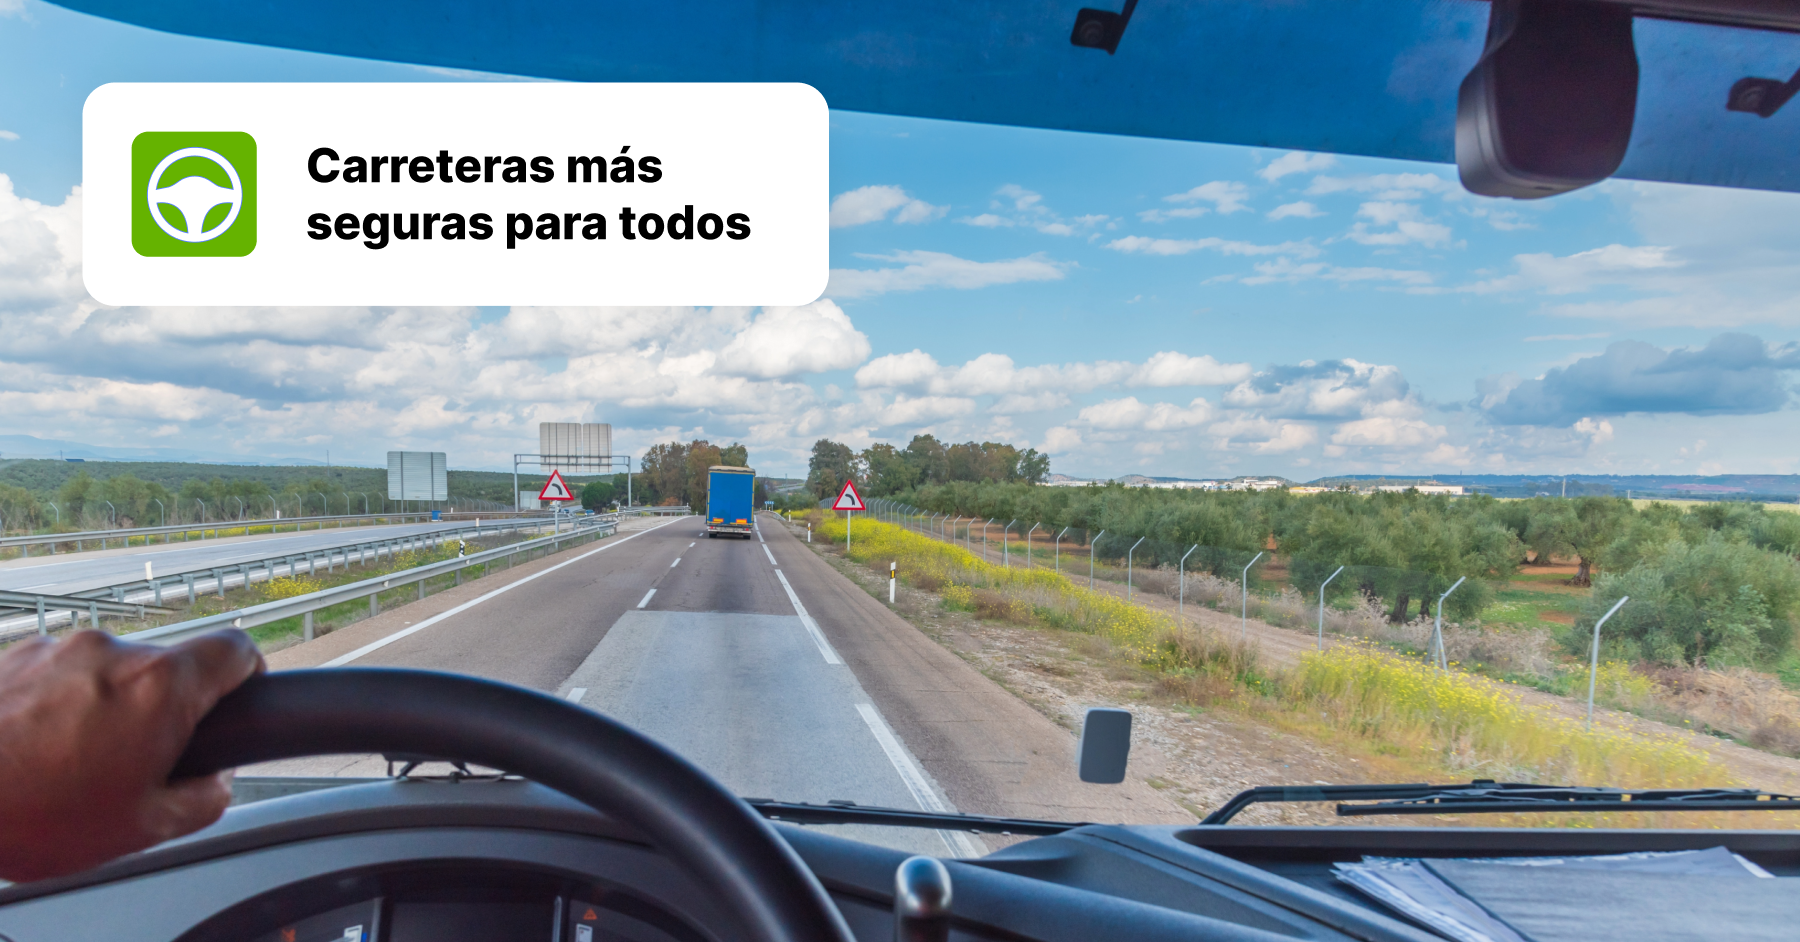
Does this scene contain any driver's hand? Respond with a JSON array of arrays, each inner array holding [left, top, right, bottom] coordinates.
[[0, 629, 263, 882]]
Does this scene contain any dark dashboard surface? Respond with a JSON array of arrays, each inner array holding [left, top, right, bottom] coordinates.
[[2, 778, 1798, 942]]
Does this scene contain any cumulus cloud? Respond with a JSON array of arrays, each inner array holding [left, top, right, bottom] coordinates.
[[1208, 416, 1319, 453], [1345, 201, 1453, 248], [1128, 351, 1252, 386], [0, 130, 18, 141], [1078, 396, 1215, 431], [715, 300, 871, 378], [1307, 172, 1458, 200], [824, 250, 1067, 299], [1041, 425, 1083, 453], [828, 185, 947, 228], [1267, 201, 1323, 220], [1105, 235, 1319, 258], [1258, 152, 1337, 182], [960, 184, 1108, 235], [1138, 181, 1249, 222], [1224, 359, 1413, 419], [855, 349, 1248, 396], [1480, 334, 1799, 426]]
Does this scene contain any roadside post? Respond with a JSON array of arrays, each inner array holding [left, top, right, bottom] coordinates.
[[833, 478, 865, 552], [1586, 595, 1631, 730], [1003, 519, 1017, 567], [1126, 536, 1147, 602], [1055, 527, 1071, 574], [889, 562, 897, 604], [1090, 530, 1106, 589], [1027, 523, 1041, 568], [1179, 544, 1199, 619], [1318, 565, 1346, 650], [1431, 576, 1468, 670], [1240, 551, 1264, 641]]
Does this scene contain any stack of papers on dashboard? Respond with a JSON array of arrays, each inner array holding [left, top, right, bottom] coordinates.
[[1335, 847, 1788, 942]]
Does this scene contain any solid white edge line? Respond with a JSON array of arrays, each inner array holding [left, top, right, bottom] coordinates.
[[565, 687, 587, 703], [637, 588, 657, 609], [321, 516, 688, 667], [854, 703, 985, 858], [762, 543, 777, 566], [773, 569, 841, 665]]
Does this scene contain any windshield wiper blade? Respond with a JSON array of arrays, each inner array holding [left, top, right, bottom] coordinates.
[[1201, 779, 1800, 824], [744, 798, 1089, 835]]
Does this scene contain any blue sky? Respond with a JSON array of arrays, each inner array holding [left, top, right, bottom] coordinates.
[[2, 0, 1797, 479]]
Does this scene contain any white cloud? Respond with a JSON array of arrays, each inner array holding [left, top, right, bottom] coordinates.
[[715, 300, 871, 378], [1077, 396, 1215, 431], [1258, 152, 1337, 182], [824, 250, 1067, 299], [1329, 415, 1446, 448], [1105, 235, 1319, 258], [1462, 244, 1681, 295], [1127, 351, 1252, 386], [828, 185, 947, 228], [1207, 416, 1319, 453], [853, 349, 940, 389], [990, 391, 1071, 413], [1136, 206, 1210, 223], [1345, 201, 1453, 248], [1267, 201, 1323, 220], [1163, 181, 1250, 214], [1041, 425, 1083, 453], [1234, 258, 1432, 287], [962, 185, 1107, 235], [0, 131, 18, 142], [1307, 172, 1458, 200], [1224, 359, 1415, 420]]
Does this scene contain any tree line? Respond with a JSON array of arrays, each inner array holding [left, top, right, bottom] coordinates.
[[805, 435, 1050, 501], [886, 478, 1800, 670]]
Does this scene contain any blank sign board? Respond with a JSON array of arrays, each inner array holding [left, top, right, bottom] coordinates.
[[388, 451, 447, 501]]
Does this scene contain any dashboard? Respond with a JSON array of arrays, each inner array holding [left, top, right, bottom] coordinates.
[[1, 777, 1797, 942]]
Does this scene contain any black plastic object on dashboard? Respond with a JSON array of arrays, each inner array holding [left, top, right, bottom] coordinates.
[[1456, 0, 1639, 198]]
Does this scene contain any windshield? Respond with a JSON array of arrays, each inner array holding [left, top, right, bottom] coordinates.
[[2, 0, 1799, 858]]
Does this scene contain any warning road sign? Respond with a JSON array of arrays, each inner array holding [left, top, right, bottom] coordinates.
[[538, 469, 576, 502], [832, 478, 865, 511]]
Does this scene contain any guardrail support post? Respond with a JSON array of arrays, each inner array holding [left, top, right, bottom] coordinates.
[[88, 601, 98, 629], [370, 594, 380, 617], [184, 575, 196, 604], [36, 598, 46, 636], [303, 611, 314, 642]]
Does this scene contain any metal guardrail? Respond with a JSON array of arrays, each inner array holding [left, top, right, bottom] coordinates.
[[0, 510, 529, 556], [0, 515, 596, 637], [631, 506, 694, 515], [121, 514, 624, 647]]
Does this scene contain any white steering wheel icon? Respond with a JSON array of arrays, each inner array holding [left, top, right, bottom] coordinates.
[[147, 147, 244, 243]]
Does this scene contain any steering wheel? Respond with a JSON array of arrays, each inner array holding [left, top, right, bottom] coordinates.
[[173, 668, 857, 942]]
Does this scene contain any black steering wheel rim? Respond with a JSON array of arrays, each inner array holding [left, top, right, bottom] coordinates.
[[174, 668, 856, 942]]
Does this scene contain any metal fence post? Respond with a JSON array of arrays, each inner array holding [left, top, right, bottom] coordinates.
[[1586, 595, 1631, 730], [1179, 544, 1198, 619], [1089, 530, 1105, 589], [1126, 536, 1146, 601], [1318, 565, 1346, 650], [1240, 551, 1265, 641], [1432, 576, 1468, 671]]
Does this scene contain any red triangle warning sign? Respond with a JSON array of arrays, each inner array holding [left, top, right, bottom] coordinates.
[[832, 477, 865, 511], [582, 908, 598, 921], [539, 469, 576, 501]]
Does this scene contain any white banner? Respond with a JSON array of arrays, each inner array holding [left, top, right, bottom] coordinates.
[[83, 83, 828, 306]]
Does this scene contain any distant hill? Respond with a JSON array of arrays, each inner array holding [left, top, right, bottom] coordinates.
[[1309, 474, 1800, 501], [0, 433, 336, 466]]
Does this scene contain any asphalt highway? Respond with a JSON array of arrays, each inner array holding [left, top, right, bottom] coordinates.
[[0, 519, 534, 598], [252, 513, 1188, 855]]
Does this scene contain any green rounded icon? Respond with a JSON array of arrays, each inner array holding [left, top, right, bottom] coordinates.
[[131, 131, 257, 257]]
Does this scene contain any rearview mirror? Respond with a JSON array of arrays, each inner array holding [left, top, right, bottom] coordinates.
[[1077, 707, 1132, 784]]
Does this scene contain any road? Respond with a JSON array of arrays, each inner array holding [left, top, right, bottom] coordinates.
[[250, 512, 1188, 856], [0, 519, 530, 598]]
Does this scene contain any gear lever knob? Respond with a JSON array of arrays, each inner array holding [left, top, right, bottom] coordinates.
[[894, 855, 952, 942]]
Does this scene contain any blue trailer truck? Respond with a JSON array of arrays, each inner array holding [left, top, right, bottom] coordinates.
[[705, 465, 755, 538]]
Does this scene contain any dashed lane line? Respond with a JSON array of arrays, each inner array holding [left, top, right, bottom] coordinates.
[[319, 516, 690, 668], [637, 588, 657, 609]]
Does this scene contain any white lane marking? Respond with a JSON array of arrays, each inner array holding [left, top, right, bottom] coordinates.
[[688, 542, 695, 548], [762, 543, 777, 566], [670, 558, 681, 567], [637, 588, 657, 608], [322, 515, 689, 667], [565, 687, 587, 703], [855, 703, 986, 858], [773, 569, 841, 665]]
